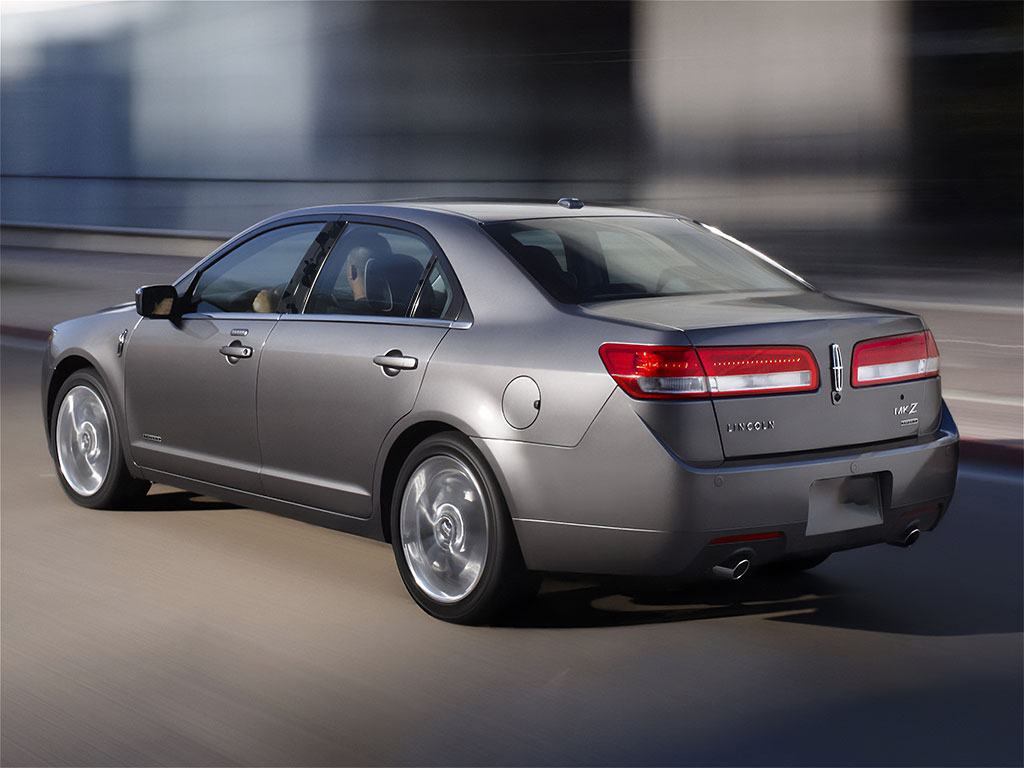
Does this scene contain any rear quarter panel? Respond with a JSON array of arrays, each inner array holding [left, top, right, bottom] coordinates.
[[413, 314, 620, 447], [412, 215, 691, 446]]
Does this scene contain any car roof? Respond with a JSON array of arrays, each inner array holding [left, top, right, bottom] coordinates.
[[265, 199, 682, 226]]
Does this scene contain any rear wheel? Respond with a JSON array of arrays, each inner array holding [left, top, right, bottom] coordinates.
[[51, 369, 150, 509], [391, 432, 536, 624]]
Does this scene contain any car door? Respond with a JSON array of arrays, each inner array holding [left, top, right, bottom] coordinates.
[[257, 220, 462, 518], [124, 220, 338, 492]]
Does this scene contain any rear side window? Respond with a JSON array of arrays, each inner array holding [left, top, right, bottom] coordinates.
[[484, 217, 808, 304], [306, 223, 432, 317], [412, 263, 454, 319]]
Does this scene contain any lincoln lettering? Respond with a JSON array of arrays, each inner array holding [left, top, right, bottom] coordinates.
[[727, 420, 776, 433]]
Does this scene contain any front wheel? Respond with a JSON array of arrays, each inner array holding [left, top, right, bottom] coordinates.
[[391, 432, 536, 624], [51, 369, 150, 509]]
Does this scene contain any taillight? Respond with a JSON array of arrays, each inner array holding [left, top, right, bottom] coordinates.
[[599, 343, 819, 400], [851, 331, 939, 387], [598, 344, 709, 400], [696, 346, 819, 396]]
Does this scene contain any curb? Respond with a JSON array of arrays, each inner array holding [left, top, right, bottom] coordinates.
[[1, 224, 225, 259], [1, 325, 49, 341], [1, 221, 230, 240], [960, 440, 1023, 469]]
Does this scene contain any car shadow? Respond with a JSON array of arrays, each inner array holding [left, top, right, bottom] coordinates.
[[506, 565, 1022, 637], [128, 489, 240, 512], [506, 571, 843, 630], [509, 475, 1022, 637]]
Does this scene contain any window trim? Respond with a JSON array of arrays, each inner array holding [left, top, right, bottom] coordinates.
[[276, 314, 462, 330]]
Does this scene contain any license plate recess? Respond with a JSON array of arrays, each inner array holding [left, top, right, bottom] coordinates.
[[806, 473, 883, 536]]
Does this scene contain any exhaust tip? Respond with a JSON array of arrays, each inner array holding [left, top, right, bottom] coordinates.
[[890, 527, 921, 548], [712, 558, 751, 581]]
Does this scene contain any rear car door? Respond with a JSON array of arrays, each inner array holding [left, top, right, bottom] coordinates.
[[124, 220, 337, 491], [257, 219, 461, 518]]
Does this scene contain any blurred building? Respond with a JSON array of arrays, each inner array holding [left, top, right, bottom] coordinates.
[[1, 0, 1020, 236]]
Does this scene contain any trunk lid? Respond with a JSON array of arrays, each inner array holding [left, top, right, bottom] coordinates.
[[583, 291, 943, 458]]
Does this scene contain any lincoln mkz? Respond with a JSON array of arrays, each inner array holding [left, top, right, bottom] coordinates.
[[42, 200, 959, 622]]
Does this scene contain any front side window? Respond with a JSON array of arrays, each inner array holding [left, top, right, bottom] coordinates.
[[190, 223, 328, 313], [306, 223, 437, 317], [484, 217, 810, 304]]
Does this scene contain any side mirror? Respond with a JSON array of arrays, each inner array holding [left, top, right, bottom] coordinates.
[[136, 285, 180, 318]]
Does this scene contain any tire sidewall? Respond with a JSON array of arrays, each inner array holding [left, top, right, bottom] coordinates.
[[391, 432, 519, 624], [51, 369, 132, 509]]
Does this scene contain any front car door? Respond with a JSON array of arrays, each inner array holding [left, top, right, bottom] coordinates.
[[257, 219, 463, 518], [124, 220, 338, 492]]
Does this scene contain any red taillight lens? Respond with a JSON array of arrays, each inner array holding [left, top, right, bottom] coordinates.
[[696, 346, 819, 396], [598, 344, 709, 400], [599, 344, 819, 400], [851, 331, 939, 387]]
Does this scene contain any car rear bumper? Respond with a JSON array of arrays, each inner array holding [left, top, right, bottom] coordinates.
[[477, 391, 959, 577]]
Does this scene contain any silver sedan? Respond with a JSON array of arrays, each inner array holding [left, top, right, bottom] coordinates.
[[42, 200, 959, 623]]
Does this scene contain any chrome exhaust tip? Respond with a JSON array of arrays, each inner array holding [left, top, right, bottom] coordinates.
[[890, 527, 921, 548], [712, 557, 751, 581]]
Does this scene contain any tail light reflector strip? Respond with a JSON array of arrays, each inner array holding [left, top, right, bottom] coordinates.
[[709, 531, 784, 545]]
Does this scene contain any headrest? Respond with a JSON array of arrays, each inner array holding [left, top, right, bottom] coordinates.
[[513, 243, 577, 301], [516, 244, 562, 277], [342, 230, 393, 267], [364, 254, 425, 314]]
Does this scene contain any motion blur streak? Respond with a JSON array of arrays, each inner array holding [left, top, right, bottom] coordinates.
[[1, 1, 1021, 765], [1, 1, 1020, 232]]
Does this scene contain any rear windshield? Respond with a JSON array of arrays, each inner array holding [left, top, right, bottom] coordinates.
[[483, 217, 809, 304]]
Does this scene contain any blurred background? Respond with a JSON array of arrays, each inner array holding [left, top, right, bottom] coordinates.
[[1, 4, 1021, 766], [1, 0, 1020, 234]]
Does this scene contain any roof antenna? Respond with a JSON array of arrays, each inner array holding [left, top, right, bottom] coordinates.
[[557, 198, 584, 209]]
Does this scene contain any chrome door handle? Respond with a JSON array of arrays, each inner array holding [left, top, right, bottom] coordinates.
[[373, 353, 418, 371], [219, 344, 253, 359]]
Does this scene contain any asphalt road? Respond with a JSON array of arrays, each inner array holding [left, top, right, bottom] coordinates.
[[2, 340, 1021, 766]]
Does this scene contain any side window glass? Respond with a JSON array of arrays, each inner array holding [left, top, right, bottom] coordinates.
[[191, 223, 327, 313], [306, 224, 431, 317], [412, 263, 453, 319]]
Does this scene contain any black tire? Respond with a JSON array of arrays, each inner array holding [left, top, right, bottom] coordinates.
[[391, 431, 537, 624], [50, 369, 150, 509], [763, 553, 831, 575]]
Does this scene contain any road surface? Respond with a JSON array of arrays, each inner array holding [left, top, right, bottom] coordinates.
[[2, 339, 1021, 766]]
